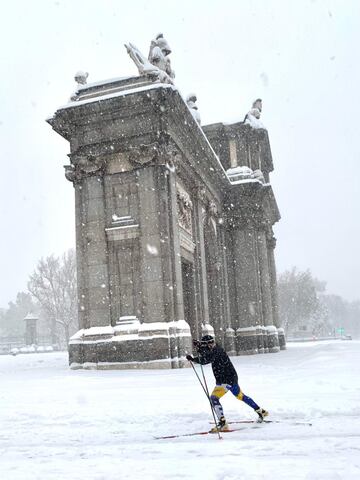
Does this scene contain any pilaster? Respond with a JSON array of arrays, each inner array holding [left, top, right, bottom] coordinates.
[[267, 231, 280, 328], [192, 188, 210, 328], [67, 160, 111, 328], [257, 229, 273, 326]]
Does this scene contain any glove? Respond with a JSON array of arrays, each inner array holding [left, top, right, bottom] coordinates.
[[186, 354, 194, 361]]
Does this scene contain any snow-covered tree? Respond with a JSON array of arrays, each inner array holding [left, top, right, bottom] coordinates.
[[28, 249, 78, 347], [347, 301, 360, 338], [278, 268, 326, 336], [322, 295, 360, 338]]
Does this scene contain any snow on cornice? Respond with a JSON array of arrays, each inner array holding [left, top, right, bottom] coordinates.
[[58, 83, 177, 111]]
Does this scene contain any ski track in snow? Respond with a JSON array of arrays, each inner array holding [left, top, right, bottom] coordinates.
[[0, 341, 359, 479]]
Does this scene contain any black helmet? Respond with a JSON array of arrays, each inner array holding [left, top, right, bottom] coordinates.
[[200, 335, 215, 345]]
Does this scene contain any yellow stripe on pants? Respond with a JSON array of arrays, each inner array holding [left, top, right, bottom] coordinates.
[[211, 386, 227, 398]]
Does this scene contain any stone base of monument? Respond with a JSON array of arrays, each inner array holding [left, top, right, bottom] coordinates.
[[256, 326, 265, 354], [201, 323, 215, 338], [225, 327, 236, 356], [235, 325, 281, 355], [263, 328, 269, 353], [236, 327, 258, 355], [277, 327, 287, 350], [265, 325, 280, 353], [68, 319, 192, 370]]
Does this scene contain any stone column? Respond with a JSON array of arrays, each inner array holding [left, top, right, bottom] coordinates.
[[233, 227, 260, 327], [66, 163, 112, 367], [267, 233, 280, 328], [231, 226, 260, 354], [219, 226, 232, 348], [74, 180, 87, 331], [165, 166, 186, 324], [256, 229, 273, 327], [70, 165, 111, 329], [137, 166, 164, 323], [203, 203, 224, 344], [137, 164, 184, 324], [224, 327, 236, 355], [192, 190, 210, 330]]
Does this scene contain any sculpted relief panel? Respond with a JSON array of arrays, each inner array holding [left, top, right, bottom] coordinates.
[[176, 183, 193, 235]]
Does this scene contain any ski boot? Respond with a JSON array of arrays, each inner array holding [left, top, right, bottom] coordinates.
[[210, 416, 229, 433], [255, 408, 269, 423]]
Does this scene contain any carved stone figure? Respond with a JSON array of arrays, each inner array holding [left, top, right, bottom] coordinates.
[[70, 71, 89, 101], [176, 188, 193, 233], [266, 232, 277, 250], [74, 71, 89, 86], [186, 93, 201, 125], [128, 142, 160, 166], [207, 200, 218, 219], [252, 98, 262, 114], [244, 98, 265, 129], [148, 33, 175, 79], [125, 33, 175, 85]]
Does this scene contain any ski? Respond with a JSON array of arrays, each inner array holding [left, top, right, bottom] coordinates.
[[210, 419, 312, 426], [155, 419, 313, 440], [154, 427, 245, 440]]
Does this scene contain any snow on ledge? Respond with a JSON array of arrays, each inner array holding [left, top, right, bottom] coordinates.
[[70, 319, 191, 344], [237, 326, 257, 332], [58, 83, 177, 111], [77, 75, 136, 91], [226, 165, 264, 186], [139, 322, 169, 332], [229, 178, 262, 186], [265, 325, 278, 333], [70, 356, 189, 370]]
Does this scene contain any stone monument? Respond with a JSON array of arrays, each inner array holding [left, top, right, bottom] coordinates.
[[47, 34, 285, 370], [24, 312, 38, 345]]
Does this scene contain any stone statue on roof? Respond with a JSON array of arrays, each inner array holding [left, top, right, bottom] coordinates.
[[125, 33, 175, 85], [244, 98, 266, 129], [148, 33, 175, 80], [70, 71, 89, 101], [74, 71, 89, 86], [186, 93, 201, 125]]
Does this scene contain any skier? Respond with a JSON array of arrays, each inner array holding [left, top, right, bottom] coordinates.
[[186, 334, 268, 432]]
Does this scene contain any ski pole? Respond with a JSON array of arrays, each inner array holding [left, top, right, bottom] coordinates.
[[189, 361, 222, 439], [199, 361, 222, 425], [189, 360, 208, 397], [198, 355, 223, 437], [199, 362, 213, 407]]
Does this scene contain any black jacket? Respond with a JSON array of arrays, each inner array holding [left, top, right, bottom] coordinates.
[[192, 344, 238, 385]]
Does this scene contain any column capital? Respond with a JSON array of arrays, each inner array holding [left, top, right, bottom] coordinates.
[[64, 155, 106, 183], [266, 234, 277, 249]]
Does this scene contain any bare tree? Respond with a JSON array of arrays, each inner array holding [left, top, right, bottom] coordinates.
[[278, 268, 325, 335], [28, 249, 78, 347]]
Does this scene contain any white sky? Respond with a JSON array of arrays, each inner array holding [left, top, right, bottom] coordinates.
[[0, 0, 359, 308]]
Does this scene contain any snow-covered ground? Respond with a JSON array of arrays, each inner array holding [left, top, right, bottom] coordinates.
[[1, 341, 359, 480]]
